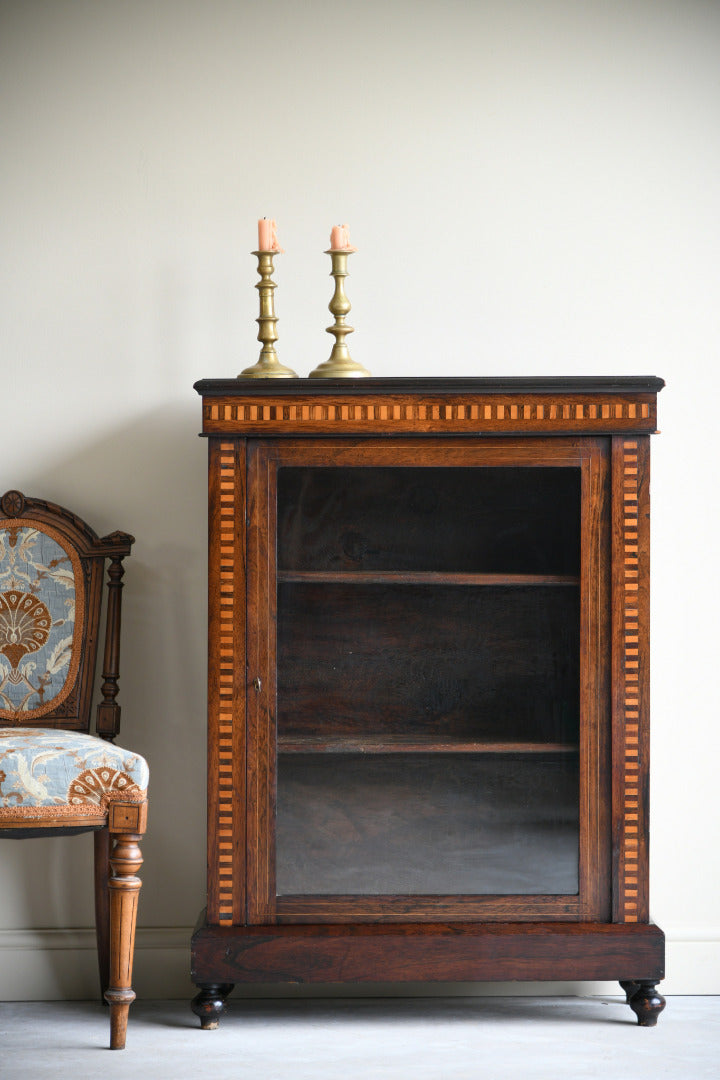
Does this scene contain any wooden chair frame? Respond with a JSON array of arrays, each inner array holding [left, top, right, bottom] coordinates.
[[0, 490, 147, 1049]]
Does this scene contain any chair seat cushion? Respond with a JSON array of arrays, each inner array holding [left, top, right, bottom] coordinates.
[[0, 728, 148, 822]]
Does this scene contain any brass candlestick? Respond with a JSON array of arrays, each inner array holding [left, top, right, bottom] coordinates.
[[239, 251, 298, 378], [308, 249, 370, 378]]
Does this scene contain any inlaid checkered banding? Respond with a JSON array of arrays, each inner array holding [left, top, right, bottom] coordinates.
[[215, 442, 236, 925], [204, 398, 651, 428], [621, 440, 641, 922]]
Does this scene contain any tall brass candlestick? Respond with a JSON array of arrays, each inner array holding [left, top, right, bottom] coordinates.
[[239, 251, 298, 378], [308, 249, 370, 378]]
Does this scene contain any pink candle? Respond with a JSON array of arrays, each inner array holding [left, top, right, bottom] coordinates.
[[257, 218, 282, 251], [330, 224, 357, 251]]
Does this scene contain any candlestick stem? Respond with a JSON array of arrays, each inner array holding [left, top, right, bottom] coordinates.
[[308, 250, 370, 378], [239, 251, 298, 379]]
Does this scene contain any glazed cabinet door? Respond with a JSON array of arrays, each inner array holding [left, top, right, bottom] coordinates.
[[245, 437, 611, 924]]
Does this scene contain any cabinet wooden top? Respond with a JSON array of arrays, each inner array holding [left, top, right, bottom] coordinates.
[[195, 376, 664, 437]]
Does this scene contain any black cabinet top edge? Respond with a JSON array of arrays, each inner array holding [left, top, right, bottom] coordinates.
[[194, 376, 665, 397]]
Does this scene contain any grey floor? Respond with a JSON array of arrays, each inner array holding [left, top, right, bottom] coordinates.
[[0, 996, 716, 1079]]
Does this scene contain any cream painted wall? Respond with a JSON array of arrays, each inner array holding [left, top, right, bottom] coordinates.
[[1, 0, 718, 999]]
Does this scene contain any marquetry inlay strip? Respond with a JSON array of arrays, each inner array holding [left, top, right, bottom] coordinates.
[[620, 439, 641, 923], [202, 395, 655, 434], [215, 441, 237, 926]]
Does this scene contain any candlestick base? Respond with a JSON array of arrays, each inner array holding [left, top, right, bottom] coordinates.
[[308, 356, 371, 379], [239, 250, 298, 379], [239, 358, 300, 379], [308, 249, 371, 379]]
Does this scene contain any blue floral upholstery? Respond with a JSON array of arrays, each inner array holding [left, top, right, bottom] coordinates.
[[0, 728, 149, 822], [0, 525, 81, 720]]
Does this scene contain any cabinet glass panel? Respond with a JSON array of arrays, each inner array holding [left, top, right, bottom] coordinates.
[[277, 753, 578, 895], [275, 466, 581, 897], [277, 467, 579, 574]]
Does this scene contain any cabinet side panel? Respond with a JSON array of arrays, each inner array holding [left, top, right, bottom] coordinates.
[[207, 437, 246, 926], [612, 436, 650, 923]]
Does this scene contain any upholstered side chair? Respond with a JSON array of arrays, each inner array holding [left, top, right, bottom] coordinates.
[[0, 490, 148, 1050]]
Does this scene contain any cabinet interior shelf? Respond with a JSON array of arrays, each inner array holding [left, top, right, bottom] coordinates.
[[277, 571, 580, 586], [278, 735, 580, 755]]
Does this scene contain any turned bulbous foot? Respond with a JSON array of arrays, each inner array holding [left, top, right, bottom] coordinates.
[[624, 980, 666, 1026], [191, 983, 234, 1030]]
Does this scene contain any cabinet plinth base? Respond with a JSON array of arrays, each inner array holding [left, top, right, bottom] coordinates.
[[192, 920, 664, 988]]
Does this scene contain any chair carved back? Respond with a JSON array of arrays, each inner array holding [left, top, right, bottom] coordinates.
[[0, 490, 133, 740]]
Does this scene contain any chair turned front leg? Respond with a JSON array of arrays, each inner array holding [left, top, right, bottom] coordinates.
[[104, 801, 147, 1050], [105, 831, 143, 1048]]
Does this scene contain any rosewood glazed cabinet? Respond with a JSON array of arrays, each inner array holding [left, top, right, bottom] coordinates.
[[191, 377, 665, 1027]]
